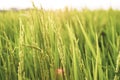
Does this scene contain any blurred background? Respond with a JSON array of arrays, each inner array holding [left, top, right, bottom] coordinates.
[[0, 0, 120, 10]]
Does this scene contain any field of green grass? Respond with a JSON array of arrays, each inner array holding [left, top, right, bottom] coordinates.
[[0, 8, 120, 80]]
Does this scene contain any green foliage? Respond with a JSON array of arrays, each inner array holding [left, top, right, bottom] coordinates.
[[0, 9, 120, 80]]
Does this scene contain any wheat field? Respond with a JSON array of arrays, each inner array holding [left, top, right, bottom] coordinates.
[[0, 8, 120, 80]]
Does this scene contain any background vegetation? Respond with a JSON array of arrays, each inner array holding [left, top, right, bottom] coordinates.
[[0, 8, 120, 80]]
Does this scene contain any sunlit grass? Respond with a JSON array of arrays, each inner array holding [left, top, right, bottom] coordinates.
[[0, 8, 120, 80]]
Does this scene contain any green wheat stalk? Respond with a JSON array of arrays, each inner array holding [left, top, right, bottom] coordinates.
[[114, 51, 120, 80], [18, 18, 25, 80]]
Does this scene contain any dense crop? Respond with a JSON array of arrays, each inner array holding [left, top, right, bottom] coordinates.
[[0, 8, 120, 80]]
